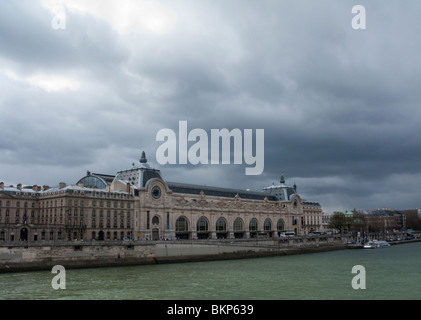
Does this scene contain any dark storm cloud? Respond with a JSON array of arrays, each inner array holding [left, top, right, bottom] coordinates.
[[0, 1, 127, 73], [0, 0, 420, 213]]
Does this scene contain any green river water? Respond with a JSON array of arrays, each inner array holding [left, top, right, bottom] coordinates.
[[1, 241, 420, 300]]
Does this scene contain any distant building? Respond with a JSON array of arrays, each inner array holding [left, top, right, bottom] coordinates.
[[404, 209, 421, 230], [336, 208, 407, 233], [0, 152, 323, 242], [367, 208, 405, 231]]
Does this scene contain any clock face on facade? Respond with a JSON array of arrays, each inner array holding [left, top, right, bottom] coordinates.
[[151, 186, 161, 199]]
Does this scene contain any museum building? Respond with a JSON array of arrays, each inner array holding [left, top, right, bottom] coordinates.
[[0, 152, 323, 242]]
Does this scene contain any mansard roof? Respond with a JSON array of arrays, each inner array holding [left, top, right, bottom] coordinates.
[[262, 174, 297, 201], [166, 181, 278, 201], [113, 151, 163, 188]]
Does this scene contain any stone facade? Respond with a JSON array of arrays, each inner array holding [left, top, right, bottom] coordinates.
[[0, 153, 323, 242], [0, 183, 135, 242]]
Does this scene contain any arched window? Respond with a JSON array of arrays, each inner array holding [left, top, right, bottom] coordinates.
[[77, 175, 107, 189], [264, 218, 272, 231], [233, 218, 244, 231], [249, 218, 258, 231], [175, 216, 188, 232], [197, 217, 209, 231], [216, 217, 227, 231], [152, 216, 159, 225]]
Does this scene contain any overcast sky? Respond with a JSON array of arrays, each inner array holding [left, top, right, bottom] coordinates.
[[1, 0, 420, 213]]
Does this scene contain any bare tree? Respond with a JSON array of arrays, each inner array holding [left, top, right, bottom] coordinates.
[[328, 212, 349, 234]]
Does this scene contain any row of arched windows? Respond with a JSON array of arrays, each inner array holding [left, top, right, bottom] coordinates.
[[172, 216, 285, 232]]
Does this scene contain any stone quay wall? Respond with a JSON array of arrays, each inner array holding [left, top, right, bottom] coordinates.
[[0, 235, 352, 273]]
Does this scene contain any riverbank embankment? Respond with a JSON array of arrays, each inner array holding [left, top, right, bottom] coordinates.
[[2, 234, 420, 273], [0, 236, 350, 273]]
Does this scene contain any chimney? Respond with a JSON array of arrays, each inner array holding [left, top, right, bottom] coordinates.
[[59, 182, 66, 189], [43, 185, 50, 191], [32, 185, 38, 191], [0, 182, 4, 189], [126, 182, 131, 193], [17, 183, 22, 190]]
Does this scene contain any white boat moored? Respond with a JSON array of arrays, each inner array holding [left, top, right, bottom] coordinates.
[[363, 240, 390, 249]]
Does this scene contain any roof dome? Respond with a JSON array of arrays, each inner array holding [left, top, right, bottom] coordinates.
[[262, 173, 297, 201], [114, 151, 162, 188]]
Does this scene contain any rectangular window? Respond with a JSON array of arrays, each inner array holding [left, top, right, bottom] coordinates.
[[146, 211, 150, 230]]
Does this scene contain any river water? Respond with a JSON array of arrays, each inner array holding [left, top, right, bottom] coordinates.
[[1, 242, 420, 300]]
